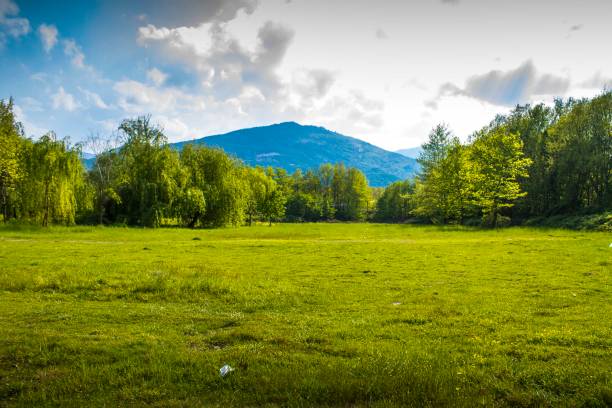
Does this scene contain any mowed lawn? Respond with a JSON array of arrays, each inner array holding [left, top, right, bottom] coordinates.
[[0, 224, 610, 407]]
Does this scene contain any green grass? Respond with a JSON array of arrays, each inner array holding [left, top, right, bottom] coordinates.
[[0, 224, 611, 407]]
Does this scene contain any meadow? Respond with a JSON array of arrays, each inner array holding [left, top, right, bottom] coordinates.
[[0, 224, 610, 407]]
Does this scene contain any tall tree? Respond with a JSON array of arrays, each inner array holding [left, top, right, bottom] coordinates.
[[180, 145, 246, 227], [19, 133, 85, 226], [0, 98, 24, 222], [468, 127, 532, 226], [85, 134, 122, 224], [115, 116, 181, 226], [375, 180, 414, 222], [417, 124, 453, 179]]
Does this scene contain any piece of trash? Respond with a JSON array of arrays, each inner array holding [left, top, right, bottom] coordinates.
[[219, 364, 234, 377], [392, 302, 401, 306], [609, 243, 612, 248], [572, 293, 577, 297]]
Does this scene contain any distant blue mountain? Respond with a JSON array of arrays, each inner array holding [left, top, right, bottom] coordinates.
[[396, 146, 423, 159], [171, 122, 418, 186]]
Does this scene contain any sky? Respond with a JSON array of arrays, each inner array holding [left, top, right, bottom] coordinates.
[[1, 0, 611, 150]]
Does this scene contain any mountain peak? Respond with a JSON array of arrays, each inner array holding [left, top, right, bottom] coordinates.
[[171, 123, 418, 186]]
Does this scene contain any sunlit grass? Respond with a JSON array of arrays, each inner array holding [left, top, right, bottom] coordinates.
[[0, 224, 610, 406]]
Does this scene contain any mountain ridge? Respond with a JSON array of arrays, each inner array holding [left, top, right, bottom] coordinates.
[[170, 122, 418, 186]]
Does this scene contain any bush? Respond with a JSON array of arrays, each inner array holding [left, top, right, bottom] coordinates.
[[523, 212, 612, 231]]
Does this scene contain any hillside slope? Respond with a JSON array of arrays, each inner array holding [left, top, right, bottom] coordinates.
[[172, 122, 418, 186]]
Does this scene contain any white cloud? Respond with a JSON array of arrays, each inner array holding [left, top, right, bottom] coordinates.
[[13, 103, 48, 137], [0, 0, 30, 47], [38, 23, 58, 53], [113, 79, 206, 114], [52, 87, 80, 111], [78, 87, 110, 109], [137, 20, 294, 99], [147, 67, 168, 86], [63, 39, 88, 69], [30, 72, 49, 82]]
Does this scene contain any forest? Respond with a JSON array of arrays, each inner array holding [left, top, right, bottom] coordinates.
[[0, 91, 610, 228]]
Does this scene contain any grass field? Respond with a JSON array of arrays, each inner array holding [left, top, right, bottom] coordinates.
[[0, 224, 611, 407]]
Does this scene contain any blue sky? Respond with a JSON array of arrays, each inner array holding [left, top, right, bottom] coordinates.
[[1, 0, 610, 150]]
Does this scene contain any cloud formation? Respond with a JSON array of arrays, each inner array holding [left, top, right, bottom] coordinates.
[[52, 87, 80, 111], [138, 20, 294, 99], [135, 0, 259, 28], [63, 39, 87, 69], [0, 0, 30, 47], [430, 60, 570, 107], [147, 68, 168, 86], [79, 87, 110, 109], [292, 69, 336, 100], [38, 23, 58, 53], [581, 72, 612, 90]]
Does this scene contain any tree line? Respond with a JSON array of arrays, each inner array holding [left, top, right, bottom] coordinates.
[[375, 91, 611, 226], [0, 103, 371, 227], [1, 91, 609, 228]]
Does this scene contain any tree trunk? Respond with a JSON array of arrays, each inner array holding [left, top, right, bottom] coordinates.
[[43, 181, 50, 227], [187, 212, 198, 229], [1, 182, 7, 223], [98, 190, 104, 225]]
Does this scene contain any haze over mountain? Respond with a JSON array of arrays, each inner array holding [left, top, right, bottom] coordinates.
[[171, 122, 418, 187], [396, 147, 423, 159]]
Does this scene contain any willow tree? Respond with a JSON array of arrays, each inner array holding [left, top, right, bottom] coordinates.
[[115, 116, 182, 226], [19, 133, 85, 226], [180, 145, 247, 227]]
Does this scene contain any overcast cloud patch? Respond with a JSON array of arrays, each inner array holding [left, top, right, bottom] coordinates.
[[430, 60, 570, 107]]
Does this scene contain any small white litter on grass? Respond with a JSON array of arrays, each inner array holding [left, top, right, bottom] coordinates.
[[392, 302, 401, 306], [219, 364, 234, 377], [609, 243, 612, 248]]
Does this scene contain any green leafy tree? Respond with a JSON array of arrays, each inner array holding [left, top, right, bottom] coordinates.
[[115, 116, 181, 226], [176, 187, 206, 228], [375, 180, 414, 222], [19, 133, 85, 226], [0, 98, 24, 222], [180, 145, 246, 227], [261, 185, 286, 226], [413, 127, 471, 223], [243, 167, 270, 225], [468, 127, 532, 226], [417, 124, 452, 178], [85, 134, 122, 224]]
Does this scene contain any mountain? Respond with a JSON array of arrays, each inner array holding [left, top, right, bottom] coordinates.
[[171, 122, 418, 186], [396, 146, 423, 159]]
